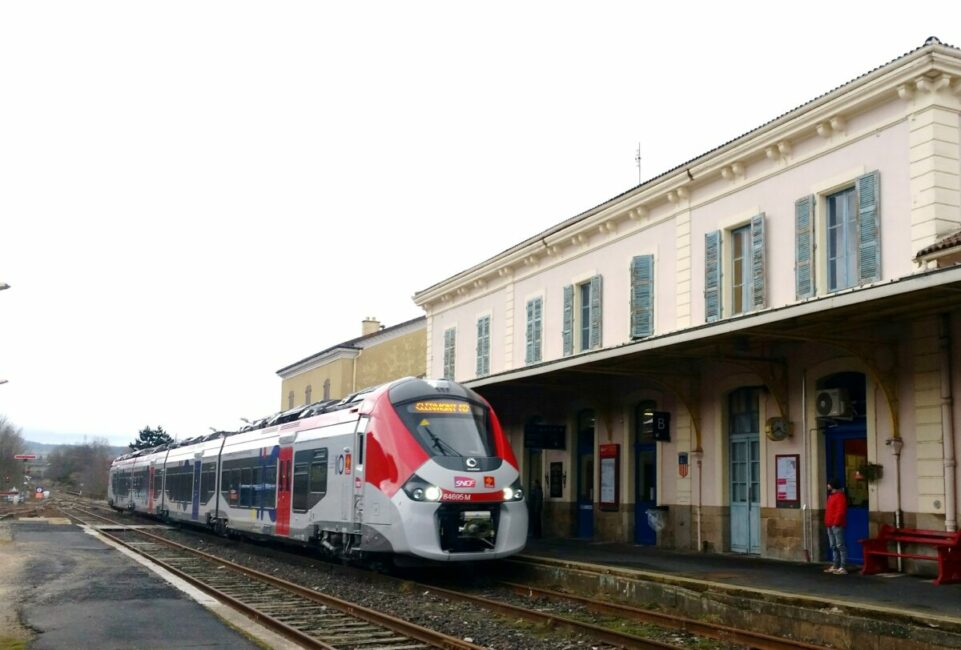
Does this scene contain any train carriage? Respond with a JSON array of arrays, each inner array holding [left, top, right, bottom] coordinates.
[[108, 378, 527, 563]]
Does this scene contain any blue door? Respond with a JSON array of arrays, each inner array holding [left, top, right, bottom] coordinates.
[[729, 388, 760, 554], [634, 442, 657, 544], [576, 410, 595, 538], [825, 423, 868, 565]]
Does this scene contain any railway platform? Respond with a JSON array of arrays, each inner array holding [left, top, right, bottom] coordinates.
[[0, 517, 292, 649], [521, 537, 961, 638]]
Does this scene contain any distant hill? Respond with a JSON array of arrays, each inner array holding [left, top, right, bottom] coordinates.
[[25, 440, 127, 458]]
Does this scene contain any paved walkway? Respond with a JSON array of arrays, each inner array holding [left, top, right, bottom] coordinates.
[[523, 537, 961, 622], [0, 518, 294, 649]]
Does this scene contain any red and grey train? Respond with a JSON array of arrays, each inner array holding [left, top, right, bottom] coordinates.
[[108, 378, 528, 562]]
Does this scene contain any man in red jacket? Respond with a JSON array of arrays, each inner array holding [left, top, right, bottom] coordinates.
[[824, 478, 848, 574]]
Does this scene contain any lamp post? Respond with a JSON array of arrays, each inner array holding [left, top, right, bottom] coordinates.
[[240, 418, 251, 424]]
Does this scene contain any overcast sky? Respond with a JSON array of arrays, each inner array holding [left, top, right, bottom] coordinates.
[[0, 2, 954, 448]]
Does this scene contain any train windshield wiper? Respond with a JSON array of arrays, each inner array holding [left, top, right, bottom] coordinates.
[[423, 426, 462, 456]]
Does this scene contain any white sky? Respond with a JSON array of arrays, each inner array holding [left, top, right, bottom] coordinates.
[[0, 2, 955, 448]]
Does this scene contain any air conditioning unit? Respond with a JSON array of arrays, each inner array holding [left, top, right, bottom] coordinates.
[[815, 388, 851, 418]]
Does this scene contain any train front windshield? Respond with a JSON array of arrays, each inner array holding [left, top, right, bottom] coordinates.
[[396, 400, 496, 458]]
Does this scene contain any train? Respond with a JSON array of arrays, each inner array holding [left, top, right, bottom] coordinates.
[[107, 377, 528, 563]]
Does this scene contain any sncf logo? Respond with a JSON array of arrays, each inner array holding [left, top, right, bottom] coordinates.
[[454, 476, 476, 488]]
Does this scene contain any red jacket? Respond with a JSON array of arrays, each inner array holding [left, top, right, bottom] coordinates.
[[825, 490, 847, 527]]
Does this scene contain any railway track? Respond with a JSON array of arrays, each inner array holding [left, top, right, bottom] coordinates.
[[58, 498, 825, 649], [58, 503, 483, 650]]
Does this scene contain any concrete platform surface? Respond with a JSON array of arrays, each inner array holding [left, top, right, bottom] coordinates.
[[0, 519, 270, 649], [523, 537, 961, 622]]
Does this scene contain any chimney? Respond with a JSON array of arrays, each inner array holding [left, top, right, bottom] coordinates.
[[361, 317, 381, 336]]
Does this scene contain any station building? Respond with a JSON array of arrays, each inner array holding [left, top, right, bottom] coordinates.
[[413, 38, 961, 565], [276, 316, 426, 409]]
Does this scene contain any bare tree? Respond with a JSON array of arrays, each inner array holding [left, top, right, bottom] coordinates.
[[0, 415, 27, 492]]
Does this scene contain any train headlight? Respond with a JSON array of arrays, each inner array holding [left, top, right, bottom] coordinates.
[[503, 480, 525, 501], [402, 475, 442, 502]]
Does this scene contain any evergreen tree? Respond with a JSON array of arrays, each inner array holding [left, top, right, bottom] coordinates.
[[128, 426, 173, 451]]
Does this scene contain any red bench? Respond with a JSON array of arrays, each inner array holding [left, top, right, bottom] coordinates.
[[860, 524, 961, 585]]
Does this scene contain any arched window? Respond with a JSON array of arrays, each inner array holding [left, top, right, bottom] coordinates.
[[305, 385, 312, 405]]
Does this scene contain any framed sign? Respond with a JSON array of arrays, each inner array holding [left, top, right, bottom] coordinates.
[[548, 462, 563, 498], [599, 444, 619, 511], [775, 454, 800, 508]]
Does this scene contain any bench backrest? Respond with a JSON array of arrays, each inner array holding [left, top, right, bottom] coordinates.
[[876, 524, 961, 545]]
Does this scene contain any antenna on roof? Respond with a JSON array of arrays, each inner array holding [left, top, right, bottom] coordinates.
[[635, 142, 642, 185]]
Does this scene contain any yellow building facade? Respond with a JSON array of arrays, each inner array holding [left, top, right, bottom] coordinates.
[[276, 317, 426, 410]]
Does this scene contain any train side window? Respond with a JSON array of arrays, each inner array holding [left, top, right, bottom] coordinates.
[[241, 467, 253, 507], [201, 463, 216, 503], [292, 461, 309, 512], [262, 463, 277, 508], [308, 449, 328, 509]]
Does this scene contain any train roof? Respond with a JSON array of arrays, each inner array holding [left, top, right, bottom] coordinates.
[[109, 377, 480, 465]]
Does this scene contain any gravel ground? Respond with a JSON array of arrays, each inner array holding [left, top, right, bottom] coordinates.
[[139, 524, 742, 650]]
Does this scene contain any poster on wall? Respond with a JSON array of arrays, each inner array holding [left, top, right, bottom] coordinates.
[[775, 454, 800, 508], [599, 444, 619, 511], [549, 462, 563, 498]]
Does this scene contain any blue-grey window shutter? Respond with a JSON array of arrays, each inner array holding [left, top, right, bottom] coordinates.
[[526, 298, 542, 364], [525, 300, 535, 364], [475, 316, 490, 377], [750, 213, 766, 310], [795, 196, 815, 299], [562, 285, 574, 356], [857, 170, 880, 284], [533, 298, 542, 362], [443, 328, 455, 380], [704, 231, 721, 322], [589, 275, 603, 349], [630, 255, 654, 338]]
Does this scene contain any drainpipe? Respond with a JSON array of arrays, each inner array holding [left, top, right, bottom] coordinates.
[[692, 448, 704, 552], [801, 370, 810, 562], [940, 313, 957, 532]]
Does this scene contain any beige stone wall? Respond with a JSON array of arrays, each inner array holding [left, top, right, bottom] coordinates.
[[594, 506, 630, 541], [354, 329, 426, 389], [762, 507, 805, 561], [279, 358, 353, 409], [542, 501, 574, 538], [696, 505, 726, 553]]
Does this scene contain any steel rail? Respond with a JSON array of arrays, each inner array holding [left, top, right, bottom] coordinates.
[[410, 581, 683, 650], [501, 581, 827, 650], [60, 505, 481, 650]]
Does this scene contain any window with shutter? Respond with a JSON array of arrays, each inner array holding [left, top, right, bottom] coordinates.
[[630, 255, 654, 338], [562, 286, 574, 356], [857, 170, 880, 284], [475, 316, 490, 377], [526, 297, 543, 364], [443, 327, 456, 380], [705, 231, 721, 322], [795, 196, 814, 299]]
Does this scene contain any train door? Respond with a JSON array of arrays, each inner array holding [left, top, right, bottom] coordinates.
[[575, 409, 595, 538], [275, 447, 293, 536], [147, 464, 156, 515], [348, 418, 368, 532], [191, 459, 201, 521]]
